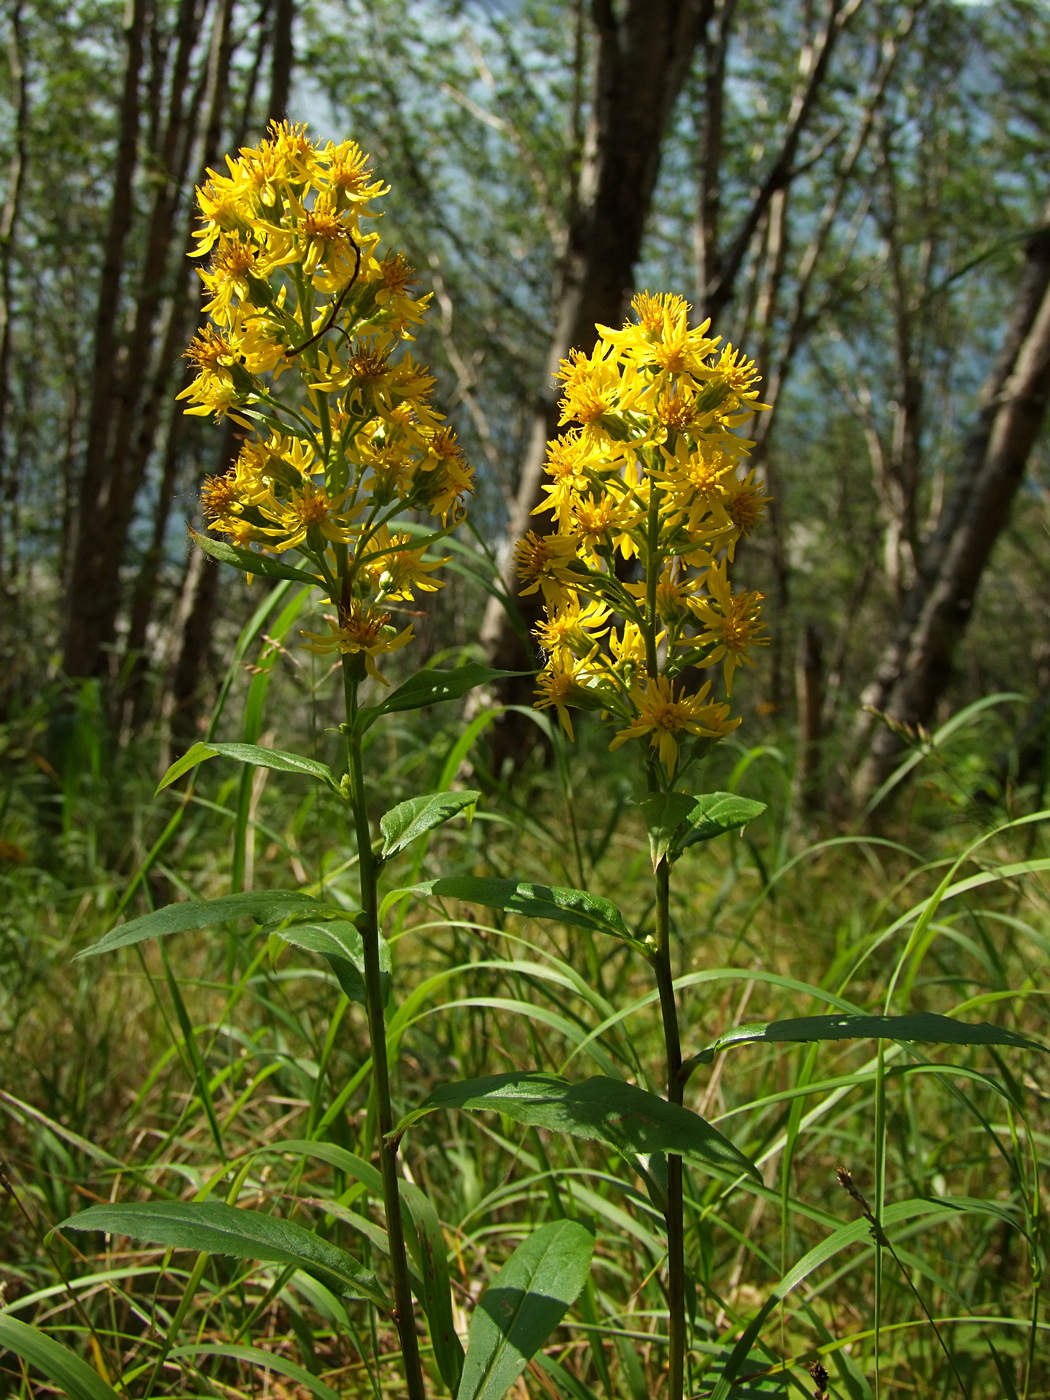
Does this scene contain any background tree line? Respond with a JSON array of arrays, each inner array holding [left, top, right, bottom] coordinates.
[[1, 0, 1048, 812]]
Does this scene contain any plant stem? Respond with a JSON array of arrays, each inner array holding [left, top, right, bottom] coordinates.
[[652, 852, 686, 1400], [342, 657, 426, 1400]]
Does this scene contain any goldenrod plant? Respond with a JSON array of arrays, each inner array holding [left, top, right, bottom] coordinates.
[[515, 292, 772, 1398], [8, 124, 1045, 1400]]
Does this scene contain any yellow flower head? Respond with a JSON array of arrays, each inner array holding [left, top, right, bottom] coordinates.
[[186, 123, 472, 672], [534, 653, 612, 741], [687, 560, 768, 695], [535, 598, 611, 660], [515, 530, 584, 608], [521, 292, 770, 756], [300, 600, 414, 684], [609, 676, 740, 777]]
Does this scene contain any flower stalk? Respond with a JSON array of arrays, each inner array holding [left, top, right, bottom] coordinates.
[[343, 657, 426, 1400], [651, 852, 687, 1398]]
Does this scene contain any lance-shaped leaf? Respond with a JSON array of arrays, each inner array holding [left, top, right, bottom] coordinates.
[[56, 1201, 388, 1310], [380, 791, 480, 859], [261, 1136, 462, 1388], [412, 877, 636, 943], [354, 665, 530, 735], [157, 741, 339, 795], [400, 1180, 464, 1392], [690, 1012, 1048, 1066], [631, 793, 696, 868], [401, 1073, 759, 1181], [76, 891, 345, 960], [676, 793, 766, 852], [277, 919, 390, 1007], [456, 1219, 594, 1400], [190, 527, 322, 586], [0, 1316, 122, 1400]]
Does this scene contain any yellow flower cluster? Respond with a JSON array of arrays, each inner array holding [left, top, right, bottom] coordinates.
[[184, 122, 472, 681], [517, 291, 769, 779]]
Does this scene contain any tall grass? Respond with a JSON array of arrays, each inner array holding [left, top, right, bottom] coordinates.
[[2, 623, 1047, 1397]]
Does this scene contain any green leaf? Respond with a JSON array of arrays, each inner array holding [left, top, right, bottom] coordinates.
[[157, 741, 339, 794], [277, 919, 390, 1007], [402, 1073, 759, 1181], [261, 1135, 459, 1384], [190, 527, 322, 586], [631, 793, 695, 868], [75, 891, 345, 960], [677, 793, 767, 852], [354, 665, 530, 734], [693, 1012, 1048, 1064], [56, 1201, 388, 1310], [413, 877, 635, 942], [400, 1180, 465, 1392], [380, 791, 480, 859], [456, 1219, 594, 1400], [0, 1315, 122, 1400]]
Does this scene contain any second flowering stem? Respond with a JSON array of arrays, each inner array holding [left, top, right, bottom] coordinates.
[[342, 657, 426, 1400], [651, 849, 688, 1400]]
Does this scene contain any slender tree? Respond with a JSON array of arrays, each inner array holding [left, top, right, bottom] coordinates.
[[852, 205, 1050, 804]]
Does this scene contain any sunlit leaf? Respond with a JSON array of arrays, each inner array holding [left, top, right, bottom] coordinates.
[[693, 1012, 1048, 1065], [276, 919, 390, 1006], [157, 741, 339, 794], [412, 877, 636, 942], [167, 1343, 342, 1400], [76, 891, 345, 960], [402, 1073, 759, 1180], [457, 1219, 594, 1400], [677, 793, 766, 851], [0, 1316, 122, 1400], [57, 1201, 388, 1309], [380, 791, 480, 858], [631, 793, 695, 868], [354, 665, 529, 734], [190, 527, 322, 585]]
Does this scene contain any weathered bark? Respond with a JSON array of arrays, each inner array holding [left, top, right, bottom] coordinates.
[[852, 205, 1050, 805], [476, 0, 712, 708], [61, 0, 147, 679], [0, 1, 27, 593], [61, 0, 243, 687], [268, 0, 294, 123]]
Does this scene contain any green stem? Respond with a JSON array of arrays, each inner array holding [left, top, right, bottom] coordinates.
[[342, 656, 426, 1400], [652, 853, 686, 1400]]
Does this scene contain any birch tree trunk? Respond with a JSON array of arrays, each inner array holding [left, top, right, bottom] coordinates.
[[851, 205, 1050, 805]]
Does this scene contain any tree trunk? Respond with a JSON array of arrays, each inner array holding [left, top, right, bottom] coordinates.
[[0, 1, 26, 598], [851, 205, 1050, 806], [61, 0, 147, 680]]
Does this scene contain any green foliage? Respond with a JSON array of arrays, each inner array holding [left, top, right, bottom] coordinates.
[[58, 1200, 389, 1307], [403, 1072, 759, 1180], [457, 1219, 595, 1400]]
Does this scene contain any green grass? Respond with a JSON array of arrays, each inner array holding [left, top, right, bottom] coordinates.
[[2, 641, 1047, 1399]]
